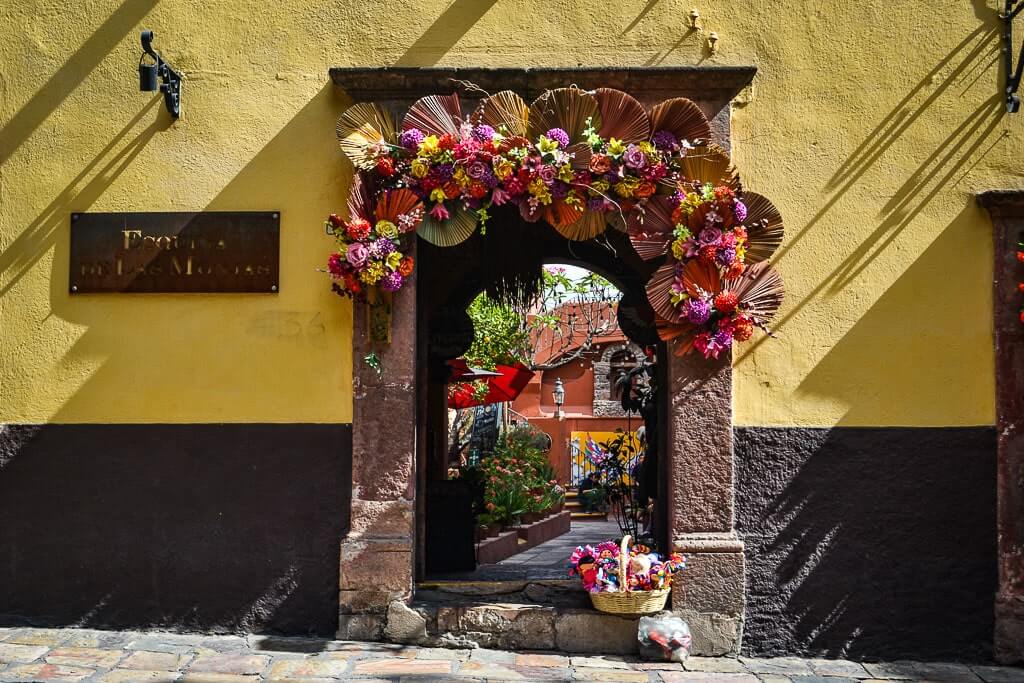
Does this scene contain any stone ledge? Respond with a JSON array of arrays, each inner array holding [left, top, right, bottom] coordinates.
[[329, 66, 757, 103]]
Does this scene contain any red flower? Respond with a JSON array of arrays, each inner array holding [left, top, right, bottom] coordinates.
[[376, 157, 395, 176], [1018, 251, 1024, 263], [345, 218, 371, 240], [438, 133, 457, 151], [1020, 310, 1024, 325], [1018, 283, 1024, 293], [469, 182, 488, 199], [328, 213, 344, 227], [725, 261, 746, 279], [732, 316, 754, 341], [698, 244, 718, 264], [714, 291, 739, 313], [443, 181, 461, 200]]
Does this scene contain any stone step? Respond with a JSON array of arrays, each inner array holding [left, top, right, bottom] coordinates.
[[571, 511, 609, 521], [407, 599, 644, 654]]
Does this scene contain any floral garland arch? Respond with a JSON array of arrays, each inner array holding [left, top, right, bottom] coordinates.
[[325, 86, 785, 360]]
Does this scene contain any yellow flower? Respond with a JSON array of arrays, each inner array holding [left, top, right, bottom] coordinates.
[[418, 135, 439, 156], [360, 262, 385, 285], [607, 138, 626, 156], [453, 166, 467, 182], [590, 179, 610, 194], [410, 159, 429, 178], [614, 177, 639, 198], [429, 188, 447, 203], [386, 251, 403, 270], [638, 141, 655, 155], [375, 220, 398, 239], [528, 177, 552, 204], [537, 135, 559, 153], [557, 165, 575, 183], [493, 158, 514, 180], [671, 239, 687, 260]]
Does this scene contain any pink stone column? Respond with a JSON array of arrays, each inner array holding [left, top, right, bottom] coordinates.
[[979, 191, 1024, 665], [666, 345, 745, 655], [338, 245, 418, 641]]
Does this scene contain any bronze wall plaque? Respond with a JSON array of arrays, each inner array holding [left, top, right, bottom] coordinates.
[[69, 212, 280, 293]]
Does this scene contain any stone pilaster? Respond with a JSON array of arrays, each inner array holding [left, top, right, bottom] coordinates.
[[979, 190, 1024, 665], [666, 343, 744, 655], [338, 245, 417, 640]]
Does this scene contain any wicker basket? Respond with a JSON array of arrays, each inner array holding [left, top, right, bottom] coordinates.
[[588, 535, 671, 615]]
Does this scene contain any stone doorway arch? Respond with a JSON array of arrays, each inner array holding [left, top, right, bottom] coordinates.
[[333, 66, 756, 654]]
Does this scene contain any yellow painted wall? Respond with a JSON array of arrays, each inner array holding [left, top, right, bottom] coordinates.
[[0, 0, 1017, 426]]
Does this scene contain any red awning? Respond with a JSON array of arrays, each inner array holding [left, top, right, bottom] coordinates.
[[447, 361, 535, 409]]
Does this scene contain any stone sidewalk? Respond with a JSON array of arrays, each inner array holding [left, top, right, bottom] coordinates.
[[0, 627, 1021, 682]]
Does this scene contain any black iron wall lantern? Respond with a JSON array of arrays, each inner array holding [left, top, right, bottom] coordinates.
[[1002, 1, 1024, 113], [138, 30, 182, 118]]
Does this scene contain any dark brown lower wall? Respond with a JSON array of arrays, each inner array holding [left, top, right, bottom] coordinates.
[[0, 423, 351, 636], [735, 426, 997, 662]]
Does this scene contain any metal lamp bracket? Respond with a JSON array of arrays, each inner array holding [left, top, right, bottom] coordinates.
[[1002, 1, 1024, 113], [140, 30, 182, 118]]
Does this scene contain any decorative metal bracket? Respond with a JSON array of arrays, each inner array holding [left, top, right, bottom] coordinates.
[[1002, 1, 1024, 113], [139, 30, 182, 118]]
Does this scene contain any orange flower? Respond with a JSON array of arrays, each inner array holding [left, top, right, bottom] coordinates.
[[589, 154, 612, 175], [635, 180, 656, 198], [398, 256, 415, 277]]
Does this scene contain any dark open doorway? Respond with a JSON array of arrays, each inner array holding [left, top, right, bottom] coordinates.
[[414, 206, 670, 582]]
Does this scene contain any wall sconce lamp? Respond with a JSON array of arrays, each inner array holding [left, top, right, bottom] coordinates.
[[689, 9, 701, 30], [139, 30, 182, 118], [553, 377, 565, 420], [1002, 1, 1024, 113]]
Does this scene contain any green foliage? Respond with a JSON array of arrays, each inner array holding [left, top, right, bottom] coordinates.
[[463, 295, 531, 371], [472, 427, 564, 524]]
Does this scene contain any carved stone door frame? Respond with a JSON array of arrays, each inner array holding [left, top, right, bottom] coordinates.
[[333, 67, 756, 654]]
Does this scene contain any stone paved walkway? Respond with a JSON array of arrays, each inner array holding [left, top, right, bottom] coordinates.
[[0, 626, 1021, 682]]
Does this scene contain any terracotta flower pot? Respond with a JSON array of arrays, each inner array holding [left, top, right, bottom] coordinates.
[[487, 523, 502, 537], [476, 526, 488, 542]]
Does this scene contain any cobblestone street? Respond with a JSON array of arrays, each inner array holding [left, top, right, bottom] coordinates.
[[0, 627, 1020, 682]]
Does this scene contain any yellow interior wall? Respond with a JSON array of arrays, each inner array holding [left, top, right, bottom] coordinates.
[[0, 0, 1016, 426]]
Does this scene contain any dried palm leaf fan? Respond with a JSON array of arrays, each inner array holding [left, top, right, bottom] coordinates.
[[741, 192, 785, 263], [403, 93, 463, 138], [723, 261, 785, 326], [554, 210, 608, 241], [336, 103, 397, 170], [472, 90, 530, 138], [527, 87, 601, 143], [648, 97, 712, 144], [417, 205, 478, 247], [346, 172, 377, 222], [676, 144, 741, 191], [627, 195, 676, 261], [594, 88, 651, 143], [374, 188, 423, 227], [645, 259, 721, 324]]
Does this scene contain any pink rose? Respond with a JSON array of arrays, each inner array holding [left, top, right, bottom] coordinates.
[[467, 160, 489, 179], [346, 242, 369, 269], [537, 165, 556, 183], [624, 145, 648, 170], [699, 227, 722, 245]]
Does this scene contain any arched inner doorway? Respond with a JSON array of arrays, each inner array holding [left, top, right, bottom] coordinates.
[[414, 209, 668, 579]]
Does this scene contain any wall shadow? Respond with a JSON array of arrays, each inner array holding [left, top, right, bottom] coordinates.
[[735, 203, 999, 660], [0, 0, 160, 164], [0, 423, 351, 636], [0, 84, 353, 635], [797, 202, 993, 426], [393, 0, 499, 67], [0, 96, 167, 297], [737, 424, 996, 661]]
